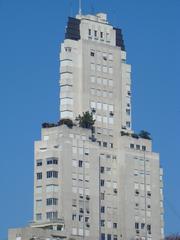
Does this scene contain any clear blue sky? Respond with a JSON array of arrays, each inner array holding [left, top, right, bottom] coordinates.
[[0, 0, 180, 239]]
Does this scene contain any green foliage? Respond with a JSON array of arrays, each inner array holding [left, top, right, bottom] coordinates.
[[42, 118, 74, 129], [58, 118, 73, 128], [76, 111, 95, 129], [139, 130, 152, 140]]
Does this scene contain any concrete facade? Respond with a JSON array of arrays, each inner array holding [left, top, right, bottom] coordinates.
[[8, 13, 164, 240]]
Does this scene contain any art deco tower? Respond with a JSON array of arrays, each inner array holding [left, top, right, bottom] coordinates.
[[9, 12, 164, 240]]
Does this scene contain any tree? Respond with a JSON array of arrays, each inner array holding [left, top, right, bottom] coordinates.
[[76, 111, 95, 129], [139, 130, 152, 140], [58, 118, 73, 128]]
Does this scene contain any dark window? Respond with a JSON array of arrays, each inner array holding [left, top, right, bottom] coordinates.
[[94, 30, 97, 37], [46, 198, 58, 206], [101, 179, 105, 186], [101, 206, 105, 213], [37, 160, 42, 166], [147, 224, 151, 231], [46, 211, 58, 220], [85, 217, 89, 222], [72, 214, 76, 220], [90, 51, 95, 57], [136, 145, 140, 150], [98, 141, 101, 146], [101, 220, 105, 227], [126, 109, 130, 115], [37, 172, 42, 180], [100, 32, 104, 38], [100, 166, 105, 173], [141, 223, 145, 229], [142, 145, 146, 151], [47, 158, 58, 165], [110, 143, 113, 148], [113, 235, 118, 240], [135, 222, 139, 229], [47, 171, 58, 178], [113, 223, 117, 228], [79, 160, 83, 167], [101, 234, 105, 240], [101, 192, 105, 200], [103, 142, 107, 147], [130, 144, 134, 149], [107, 234, 112, 240], [89, 29, 91, 35]]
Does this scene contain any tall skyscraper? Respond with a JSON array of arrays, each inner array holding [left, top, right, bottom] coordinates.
[[9, 12, 164, 240]]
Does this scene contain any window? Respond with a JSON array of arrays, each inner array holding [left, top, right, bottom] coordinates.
[[46, 198, 58, 206], [130, 144, 134, 149], [113, 223, 117, 229], [47, 171, 58, 179], [103, 142, 107, 147], [101, 220, 105, 227], [109, 80, 113, 87], [113, 235, 118, 240], [136, 145, 140, 150], [65, 47, 71, 52], [142, 145, 146, 151], [97, 102, 102, 110], [36, 160, 42, 166], [61, 98, 73, 105], [101, 206, 105, 213], [90, 51, 95, 57], [36, 213, 42, 221], [109, 54, 113, 61], [101, 192, 105, 200], [37, 172, 42, 180], [126, 121, 130, 128], [103, 66, 108, 73], [46, 211, 58, 220], [72, 214, 76, 220], [79, 160, 83, 167], [90, 101, 96, 109], [36, 200, 42, 208], [97, 77, 102, 84], [103, 117, 107, 124], [46, 184, 58, 193], [103, 78, 107, 85], [107, 234, 112, 240], [101, 234, 105, 240], [141, 223, 145, 229], [100, 167, 105, 173], [91, 63, 95, 71], [110, 143, 113, 148], [94, 30, 97, 37], [88, 29, 91, 36], [126, 109, 130, 115], [100, 32, 104, 38], [78, 215, 83, 222], [101, 179, 105, 186], [109, 117, 114, 125], [47, 158, 58, 165], [109, 67, 113, 74], [91, 76, 95, 83], [135, 222, 139, 229], [97, 64, 101, 71], [36, 186, 42, 194]]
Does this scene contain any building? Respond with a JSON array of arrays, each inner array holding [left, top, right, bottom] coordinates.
[[8, 12, 164, 240]]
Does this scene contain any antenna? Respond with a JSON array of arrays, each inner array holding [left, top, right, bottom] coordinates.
[[79, 0, 82, 15]]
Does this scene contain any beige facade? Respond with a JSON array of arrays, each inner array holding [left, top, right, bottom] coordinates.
[[8, 12, 164, 240]]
